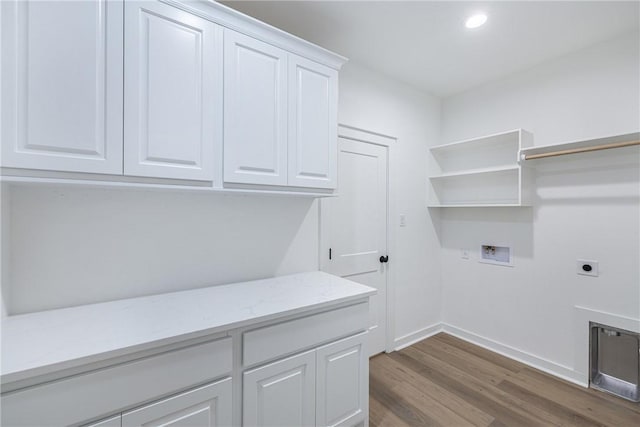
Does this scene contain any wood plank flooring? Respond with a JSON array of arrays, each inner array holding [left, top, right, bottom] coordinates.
[[370, 333, 640, 427]]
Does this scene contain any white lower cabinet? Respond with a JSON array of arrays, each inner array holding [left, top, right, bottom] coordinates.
[[243, 350, 316, 427], [316, 333, 368, 427], [2, 302, 370, 427], [1, 338, 232, 426], [84, 378, 232, 427], [243, 331, 368, 427], [85, 415, 122, 427], [122, 378, 232, 427]]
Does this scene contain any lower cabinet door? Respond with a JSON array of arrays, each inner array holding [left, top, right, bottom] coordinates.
[[84, 415, 121, 427], [122, 378, 232, 427], [243, 349, 316, 427], [316, 332, 368, 427]]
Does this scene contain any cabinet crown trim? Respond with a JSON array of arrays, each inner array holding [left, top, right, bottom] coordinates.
[[162, 0, 348, 69]]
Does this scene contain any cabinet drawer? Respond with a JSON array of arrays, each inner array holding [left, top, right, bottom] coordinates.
[[243, 302, 368, 367], [1, 337, 232, 426]]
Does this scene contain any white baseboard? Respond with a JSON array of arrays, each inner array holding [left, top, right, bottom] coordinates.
[[390, 322, 588, 387], [441, 323, 587, 387], [393, 323, 443, 351]]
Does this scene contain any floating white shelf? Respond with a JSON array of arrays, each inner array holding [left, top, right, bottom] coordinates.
[[429, 165, 519, 180], [519, 131, 640, 163], [428, 203, 525, 208], [430, 129, 522, 151], [428, 129, 533, 207]]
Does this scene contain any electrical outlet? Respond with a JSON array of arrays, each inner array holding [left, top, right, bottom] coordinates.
[[577, 260, 598, 277], [399, 214, 407, 227]]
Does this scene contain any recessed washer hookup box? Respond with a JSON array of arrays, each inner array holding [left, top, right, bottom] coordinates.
[[590, 322, 640, 402]]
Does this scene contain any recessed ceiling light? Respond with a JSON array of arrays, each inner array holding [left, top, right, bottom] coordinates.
[[465, 13, 487, 29]]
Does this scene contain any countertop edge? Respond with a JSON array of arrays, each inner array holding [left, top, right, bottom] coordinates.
[[1, 273, 375, 388]]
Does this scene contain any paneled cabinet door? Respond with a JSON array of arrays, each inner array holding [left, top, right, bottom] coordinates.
[[1, 0, 123, 174], [316, 332, 368, 427], [84, 415, 121, 427], [122, 378, 232, 427], [223, 30, 288, 186], [288, 56, 338, 189], [124, 1, 222, 181], [243, 350, 315, 427]]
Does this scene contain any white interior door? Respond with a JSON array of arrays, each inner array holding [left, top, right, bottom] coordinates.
[[321, 138, 388, 356]]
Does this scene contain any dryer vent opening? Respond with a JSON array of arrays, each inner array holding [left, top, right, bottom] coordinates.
[[590, 322, 640, 402]]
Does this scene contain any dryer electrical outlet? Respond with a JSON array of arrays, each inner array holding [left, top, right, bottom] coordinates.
[[577, 260, 599, 277]]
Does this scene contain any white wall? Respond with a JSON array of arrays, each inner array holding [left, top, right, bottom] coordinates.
[[442, 31, 640, 146], [4, 187, 319, 314], [440, 32, 640, 383], [338, 62, 443, 347]]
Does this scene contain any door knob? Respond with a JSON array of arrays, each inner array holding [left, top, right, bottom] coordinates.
[[379, 255, 389, 263]]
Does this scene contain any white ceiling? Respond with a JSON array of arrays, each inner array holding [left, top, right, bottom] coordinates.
[[220, 1, 640, 97]]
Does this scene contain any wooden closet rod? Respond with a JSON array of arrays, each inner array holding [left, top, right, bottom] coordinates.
[[522, 140, 640, 160]]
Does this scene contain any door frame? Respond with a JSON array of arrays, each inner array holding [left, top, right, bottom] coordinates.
[[319, 124, 397, 353]]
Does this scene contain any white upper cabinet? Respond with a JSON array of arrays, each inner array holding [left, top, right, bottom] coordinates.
[[223, 30, 341, 190], [288, 56, 338, 189], [1, 0, 346, 192], [223, 30, 288, 186], [1, 0, 123, 174], [124, 1, 222, 181]]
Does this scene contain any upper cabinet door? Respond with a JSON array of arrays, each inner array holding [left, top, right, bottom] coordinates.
[[288, 56, 338, 189], [223, 30, 288, 186], [1, 0, 123, 174], [124, 1, 222, 181]]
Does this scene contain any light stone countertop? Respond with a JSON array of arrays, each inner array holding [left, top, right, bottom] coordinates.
[[1, 271, 375, 385]]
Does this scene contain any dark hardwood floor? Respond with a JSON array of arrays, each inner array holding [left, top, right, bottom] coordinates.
[[369, 333, 640, 427]]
